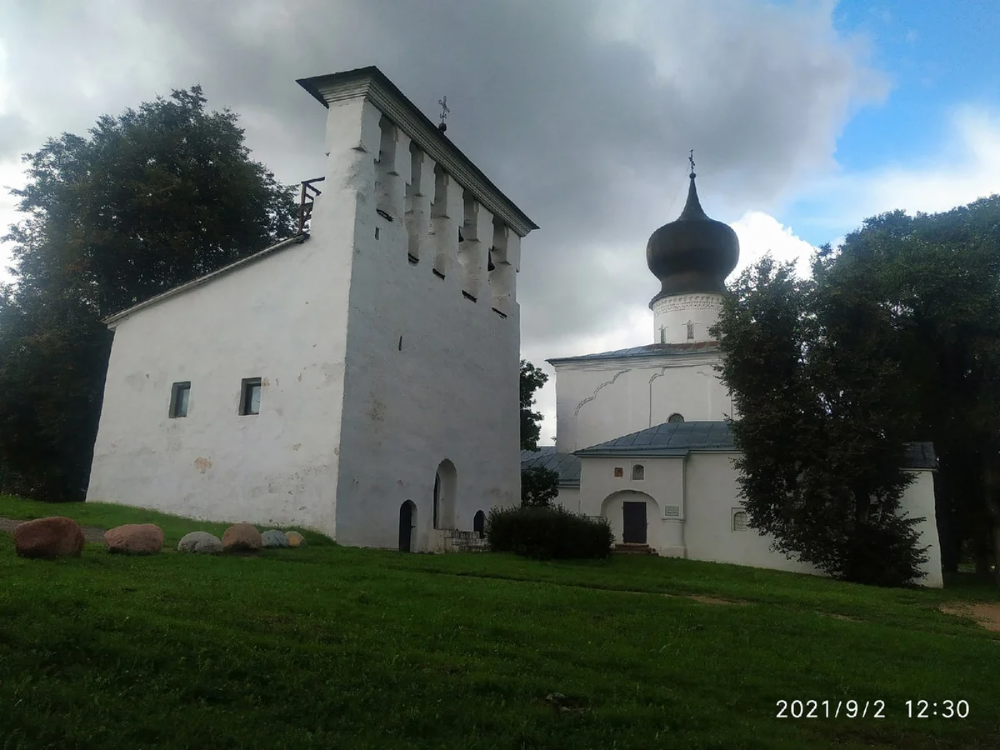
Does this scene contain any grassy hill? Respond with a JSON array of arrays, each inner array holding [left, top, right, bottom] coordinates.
[[1, 496, 998, 749]]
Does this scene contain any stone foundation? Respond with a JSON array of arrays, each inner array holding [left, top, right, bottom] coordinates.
[[442, 529, 489, 553]]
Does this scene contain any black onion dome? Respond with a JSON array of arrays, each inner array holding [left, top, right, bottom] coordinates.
[[646, 173, 740, 305]]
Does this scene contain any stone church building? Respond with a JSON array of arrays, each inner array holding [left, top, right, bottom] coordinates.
[[522, 167, 944, 587], [86, 67, 536, 553]]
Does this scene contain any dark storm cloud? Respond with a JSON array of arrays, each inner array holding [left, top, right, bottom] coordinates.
[[0, 0, 886, 359]]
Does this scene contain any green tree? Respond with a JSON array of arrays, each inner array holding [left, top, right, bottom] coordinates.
[[0, 85, 298, 501], [521, 465, 560, 507], [821, 198, 1000, 580], [714, 255, 928, 586], [520, 359, 548, 451]]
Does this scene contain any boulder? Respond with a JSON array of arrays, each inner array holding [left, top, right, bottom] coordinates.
[[261, 529, 289, 548], [14, 517, 85, 559], [104, 524, 163, 555], [286, 531, 307, 548], [222, 523, 262, 553], [177, 531, 223, 554]]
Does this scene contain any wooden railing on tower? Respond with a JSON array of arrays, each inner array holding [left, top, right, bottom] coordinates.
[[297, 177, 325, 234]]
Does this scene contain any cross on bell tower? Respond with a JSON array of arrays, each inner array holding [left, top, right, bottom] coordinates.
[[437, 96, 450, 133]]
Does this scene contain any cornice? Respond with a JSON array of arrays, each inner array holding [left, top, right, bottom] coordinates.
[[550, 352, 722, 372], [299, 69, 537, 238]]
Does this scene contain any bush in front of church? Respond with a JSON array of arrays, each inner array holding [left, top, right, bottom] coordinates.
[[485, 506, 613, 560]]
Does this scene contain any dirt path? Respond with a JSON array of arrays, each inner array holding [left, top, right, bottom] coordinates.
[[0, 517, 107, 544], [940, 602, 1000, 633]]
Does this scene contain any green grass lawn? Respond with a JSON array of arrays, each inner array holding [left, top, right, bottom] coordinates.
[[1, 496, 998, 750]]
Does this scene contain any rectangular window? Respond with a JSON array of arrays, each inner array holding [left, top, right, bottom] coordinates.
[[169, 382, 191, 418], [240, 377, 262, 416]]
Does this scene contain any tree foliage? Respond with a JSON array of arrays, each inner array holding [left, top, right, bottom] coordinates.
[[520, 359, 548, 451], [717, 193, 1000, 585], [521, 465, 560, 507], [0, 86, 298, 501], [715, 256, 927, 586], [819, 198, 1000, 580]]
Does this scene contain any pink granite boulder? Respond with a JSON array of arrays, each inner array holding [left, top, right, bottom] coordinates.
[[103, 524, 163, 555], [13, 517, 85, 559], [222, 523, 262, 553]]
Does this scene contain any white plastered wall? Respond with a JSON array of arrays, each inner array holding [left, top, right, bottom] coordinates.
[[651, 293, 724, 344], [553, 355, 732, 454], [578, 451, 943, 587], [330, 98, 523, 551], [579, 456, 686, 556], [86, 230, 352, 537]]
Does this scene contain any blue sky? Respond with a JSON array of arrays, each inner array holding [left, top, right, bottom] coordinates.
[[781, 0, 1000, 245]]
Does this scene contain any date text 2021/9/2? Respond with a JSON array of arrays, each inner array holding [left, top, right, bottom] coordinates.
[[776, 700, 970, 719]]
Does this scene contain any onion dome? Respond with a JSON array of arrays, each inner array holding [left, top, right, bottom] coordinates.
[[646, 168, 740, 305]]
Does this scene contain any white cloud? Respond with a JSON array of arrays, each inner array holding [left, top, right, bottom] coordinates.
[[793, 105, 1000, 236], [732, 210, 818, 279]]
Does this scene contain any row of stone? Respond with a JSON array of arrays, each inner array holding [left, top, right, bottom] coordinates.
[[178, 526, 306, 554], [10, 516, 306, 559]]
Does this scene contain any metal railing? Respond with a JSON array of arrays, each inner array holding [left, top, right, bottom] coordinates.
[[296, 177, 325, 234]]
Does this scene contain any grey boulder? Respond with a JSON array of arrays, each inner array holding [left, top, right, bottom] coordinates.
[[177, 531, 223, 554], [261, 529, 290, 548]]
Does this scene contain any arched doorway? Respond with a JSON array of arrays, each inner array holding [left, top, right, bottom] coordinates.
[[433, 459, 457, 530], [399, 500, 417, 552], [601, 490, 660, 547], [473, 510, 486, 539]]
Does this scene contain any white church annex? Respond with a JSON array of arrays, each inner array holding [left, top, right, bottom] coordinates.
[[522, 162, 944, 587], [86, 67, 537, 552]]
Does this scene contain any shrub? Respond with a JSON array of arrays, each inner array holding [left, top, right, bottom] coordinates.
[[486, 505, 614, 560], [521, 466, 560, 507]]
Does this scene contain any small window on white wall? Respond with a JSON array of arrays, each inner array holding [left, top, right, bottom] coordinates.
[[732, 510, 748, 532], [631, 464, 644, 481], [240, 378, 262, 416], [169, 382, 190, 418], [668, 413, 684, 424]]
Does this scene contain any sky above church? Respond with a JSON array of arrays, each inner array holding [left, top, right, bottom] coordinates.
[[1, 0, 998, 446]]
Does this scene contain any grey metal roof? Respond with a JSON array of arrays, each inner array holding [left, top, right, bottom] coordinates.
[[548, 341, 719, 365], [573, 420, 938, 470], [520, 447, 581, 486], [575, 421, 733, 457]]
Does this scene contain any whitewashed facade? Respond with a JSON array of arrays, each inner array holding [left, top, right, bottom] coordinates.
[[87, 67, 536, 551]]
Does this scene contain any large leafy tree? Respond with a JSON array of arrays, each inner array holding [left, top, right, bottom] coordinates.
[[0, 85, 298, 501], [715, 255, 927, 586], [717, 194, 1000, 585], [520, 359, 548, 451], [820, 198, 1000, 579]]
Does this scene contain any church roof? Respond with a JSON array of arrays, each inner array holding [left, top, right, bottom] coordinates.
[[646, 168, 740, 305], [521, 426, 936, 486], [574, 420, 938, 469], [520, 447, 581, 487], [575, 421, 733, 457], [547, 341, 718, 365], [102, 234, 310, 328]]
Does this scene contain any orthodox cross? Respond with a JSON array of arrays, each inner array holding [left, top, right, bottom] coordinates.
[[689, 149, 696, 177], [437, 96, 450, 128]]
